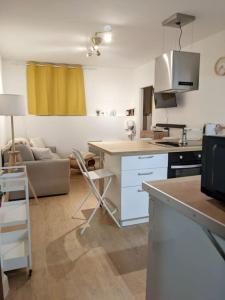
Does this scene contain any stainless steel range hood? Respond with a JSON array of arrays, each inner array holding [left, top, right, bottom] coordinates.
[[154, 50, 200, 93]]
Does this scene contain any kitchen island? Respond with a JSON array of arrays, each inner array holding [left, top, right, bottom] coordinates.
[[88, 140, 202, 226], [143, 176, 225, 300]]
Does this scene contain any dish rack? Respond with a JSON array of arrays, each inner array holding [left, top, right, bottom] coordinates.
[[0, 166, 32, 276]]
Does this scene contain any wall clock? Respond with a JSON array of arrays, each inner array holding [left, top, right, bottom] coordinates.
[[215, 57, 225, 76]]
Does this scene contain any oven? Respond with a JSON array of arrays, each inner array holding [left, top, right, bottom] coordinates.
[[168, 151, 202, 178]]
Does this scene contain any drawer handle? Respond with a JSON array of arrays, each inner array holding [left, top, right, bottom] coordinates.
[[137, 189, 145, 193], [137, 172, 153, 176], [138, 156, 154, 159]]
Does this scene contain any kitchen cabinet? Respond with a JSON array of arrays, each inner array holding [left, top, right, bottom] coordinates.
[[104, 153, 168, 226], [121, 186, 149, 220], [122, 168, 167, 187], [88, 140, 202, 227], [121, 153, 168, 170]]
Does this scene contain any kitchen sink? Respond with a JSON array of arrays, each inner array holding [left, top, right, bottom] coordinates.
[[153, 140, 202, 147], [155, 141, 181, 147]]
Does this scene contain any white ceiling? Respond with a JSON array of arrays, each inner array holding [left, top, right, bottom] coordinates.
[[0, 0, 225, 68]]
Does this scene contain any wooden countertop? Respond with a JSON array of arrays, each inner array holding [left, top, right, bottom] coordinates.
[[143, 176, 225, 239], [88, 140, 202, 155]]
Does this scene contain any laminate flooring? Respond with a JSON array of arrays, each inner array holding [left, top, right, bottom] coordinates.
[[6, 173, 148, 300]]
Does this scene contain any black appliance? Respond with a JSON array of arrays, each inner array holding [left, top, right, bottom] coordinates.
[[168, 151, 202, 178], [201, 135, 225, 201], [154, 93, 177, 109]]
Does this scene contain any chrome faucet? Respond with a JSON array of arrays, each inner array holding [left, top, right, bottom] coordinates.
[[180, 128, 188, 146], [126, 120, 136, 141]]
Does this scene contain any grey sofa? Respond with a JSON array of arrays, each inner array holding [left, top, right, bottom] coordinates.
[[2, 144, 70, 198]]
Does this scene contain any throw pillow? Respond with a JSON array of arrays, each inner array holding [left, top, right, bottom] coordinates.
[[30, 137, 46, 148], [31, 147, 53, 160], [3, 144, 35, 163], [14, 137, 30, 146], [15, 144, 35, 161]]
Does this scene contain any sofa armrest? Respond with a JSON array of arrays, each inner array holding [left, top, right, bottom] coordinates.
[[21, 159, 70, 197]]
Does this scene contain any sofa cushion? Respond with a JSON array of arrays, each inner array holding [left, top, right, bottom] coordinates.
[[17, 144, 35, 161], [30, 137, 46, 148], [3, 144, 35, 163], [31, 147, 54, 160]]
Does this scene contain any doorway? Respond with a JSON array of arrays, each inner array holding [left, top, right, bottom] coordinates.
[[141, 86, 153, 131]]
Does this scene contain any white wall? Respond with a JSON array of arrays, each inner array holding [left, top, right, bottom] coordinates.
[[0, 55, 7, 147], [3, 28, 225, 151], [0, 56, 3, 92], [134, 29, 225, 138], [84, 67, 135, 116], [2, 61, 135, 154]]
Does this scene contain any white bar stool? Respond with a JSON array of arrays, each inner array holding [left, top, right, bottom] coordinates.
[[72, 149, 121, 234]]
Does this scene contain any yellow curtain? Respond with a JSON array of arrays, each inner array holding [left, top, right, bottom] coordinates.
[[27, 62, 86, 115]]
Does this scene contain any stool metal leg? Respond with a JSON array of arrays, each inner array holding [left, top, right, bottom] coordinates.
[[101, 199, 121, 228], [100, 177, 121, 228], [101, 177, 111, 199], [80, 199, 101, 235], [80, 176, 121, 234]]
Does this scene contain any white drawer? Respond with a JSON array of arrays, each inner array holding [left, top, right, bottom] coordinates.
[[121, 154, 168, 171], [121, 167, 167, 187], [121, 186, 149, 220]]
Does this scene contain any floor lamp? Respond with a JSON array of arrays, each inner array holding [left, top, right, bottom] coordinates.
[[0, 94, 38, 201]]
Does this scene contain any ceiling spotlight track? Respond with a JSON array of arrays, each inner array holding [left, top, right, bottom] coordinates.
[[162, 13, 195, 28], [86, 25, 112, 57]]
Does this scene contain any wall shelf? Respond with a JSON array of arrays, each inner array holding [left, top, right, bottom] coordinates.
[[86, 115, 136, 118]]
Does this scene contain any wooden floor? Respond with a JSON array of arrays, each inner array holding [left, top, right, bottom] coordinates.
[[6, 173, 148, 300]]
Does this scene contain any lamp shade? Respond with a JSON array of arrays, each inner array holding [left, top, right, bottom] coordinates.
[[0, 94, 26, 116]]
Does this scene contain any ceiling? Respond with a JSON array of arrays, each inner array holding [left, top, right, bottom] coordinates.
[[0, 0, 225, 68]]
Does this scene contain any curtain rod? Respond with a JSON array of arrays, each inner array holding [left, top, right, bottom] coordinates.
[[4, 59, 132, 70], [26, 61, 82, 69], [23, 62, 96, 70]]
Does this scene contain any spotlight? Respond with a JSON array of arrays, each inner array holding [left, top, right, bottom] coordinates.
[[91, 36, 102, 46], [104, 25, 112, 32], [104, 32, 112, 43], [86, 50, 93, 57], [86, 25, 112, 57], [103, 25, 112, 43], [93, 45, 99, 50]]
